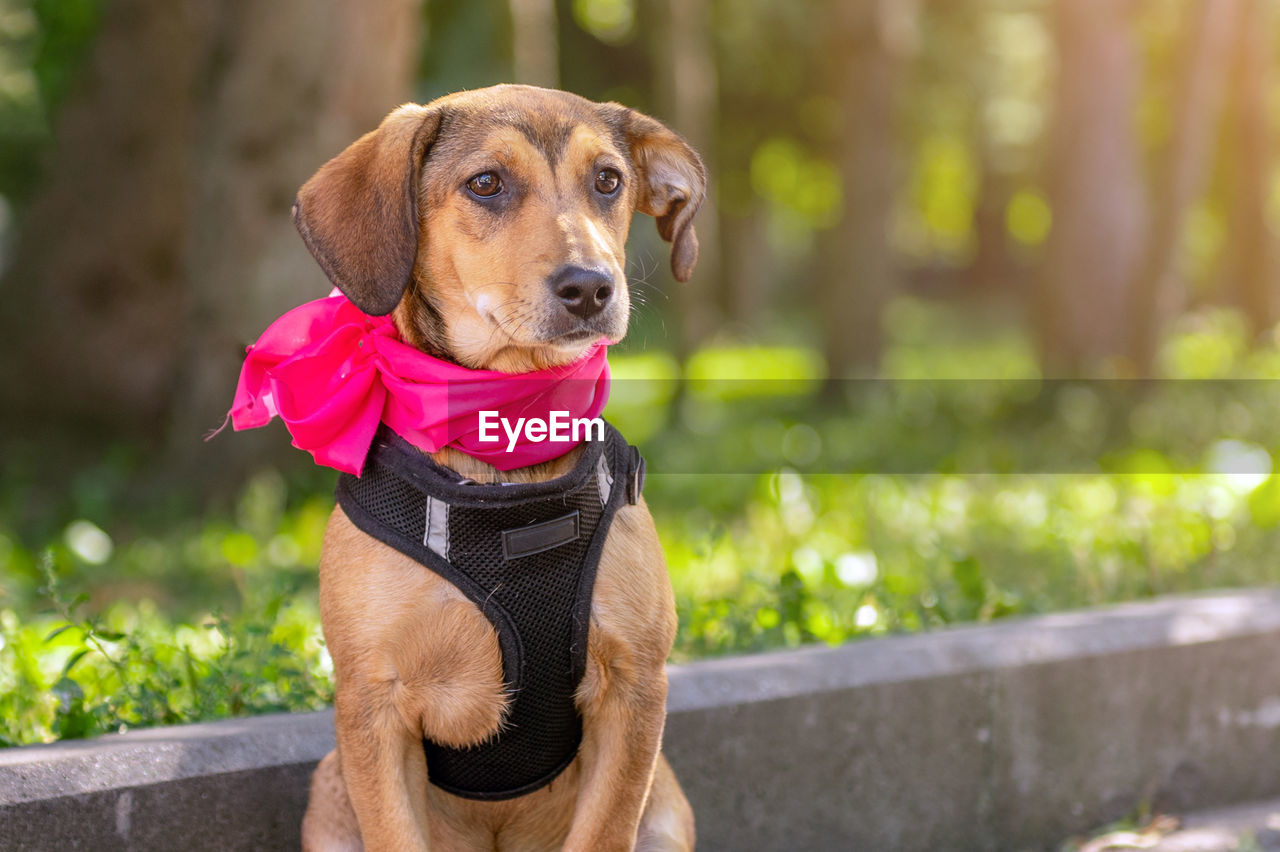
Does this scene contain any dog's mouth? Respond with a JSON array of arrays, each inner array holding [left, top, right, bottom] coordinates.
[[541, 316, 627, 352], [553, 327, 605, 344], [548, 300, 628, 344], [462, 289, 625, 369], [485, 315, 608, 346], [545, 326, 593, 342], [489, 306, 623, 347]]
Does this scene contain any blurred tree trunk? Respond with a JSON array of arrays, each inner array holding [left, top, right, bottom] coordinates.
[[968, 28, 1016, 298], [1128, 0, 1239, 373], [819, 0, 917, 379], [652, 0, 722, 358], [1037, 0, 1146, 374], [169, 0, 422, 485], [1221, 0, 1274, 336], [0, 0, 421, 485], [0, 0, 193, 439], [970, 164, 1014, 294], [510, 0, 559, 87]]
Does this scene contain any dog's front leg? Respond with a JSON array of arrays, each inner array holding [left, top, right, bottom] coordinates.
[[564, 504, 687, 851], [565, 640, 670, 851], [333, 684, 432, 851]]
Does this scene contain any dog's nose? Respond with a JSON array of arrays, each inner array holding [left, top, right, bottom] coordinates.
[[548, 265, 613, 319]]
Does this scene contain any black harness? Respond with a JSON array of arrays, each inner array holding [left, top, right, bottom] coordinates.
[[335, 422, 644, 800]]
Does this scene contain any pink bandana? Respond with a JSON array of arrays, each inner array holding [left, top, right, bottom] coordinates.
[[228, 291, 610, 474]]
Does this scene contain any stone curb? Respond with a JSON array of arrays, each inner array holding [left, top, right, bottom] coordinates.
[[6, 589, 1280, 850]]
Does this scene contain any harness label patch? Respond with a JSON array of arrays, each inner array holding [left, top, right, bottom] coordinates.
[[502, 511, 580, 561]]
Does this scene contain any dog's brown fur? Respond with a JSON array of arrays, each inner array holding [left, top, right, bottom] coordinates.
[[293, 85, 703, 851]]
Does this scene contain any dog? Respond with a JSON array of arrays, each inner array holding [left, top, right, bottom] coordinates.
[[292, 85, 703, 851]]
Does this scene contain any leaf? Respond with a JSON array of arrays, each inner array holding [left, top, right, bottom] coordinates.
[[61, 648, 90, 677], [44, 624, 73, 642]]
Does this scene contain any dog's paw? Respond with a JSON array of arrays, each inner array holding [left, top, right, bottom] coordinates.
[[390, 598, 511, 747]]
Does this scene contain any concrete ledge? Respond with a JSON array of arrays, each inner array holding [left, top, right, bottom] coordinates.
[[6, 589, 1280, 850]]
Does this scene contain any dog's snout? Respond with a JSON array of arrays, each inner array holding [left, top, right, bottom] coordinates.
[[548, 265, 613, 319]]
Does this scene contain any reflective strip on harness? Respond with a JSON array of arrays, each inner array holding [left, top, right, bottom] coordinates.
[[424, 496, 449, 558]]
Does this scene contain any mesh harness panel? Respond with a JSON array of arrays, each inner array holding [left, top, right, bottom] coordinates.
[[335, 421, 644, 800]]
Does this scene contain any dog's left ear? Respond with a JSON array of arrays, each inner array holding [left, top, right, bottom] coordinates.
[[603, 106, 707, 282], [293, 104, 443, 316]]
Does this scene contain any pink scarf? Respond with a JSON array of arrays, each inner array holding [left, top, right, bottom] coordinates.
[[228, 292, 610, 474]]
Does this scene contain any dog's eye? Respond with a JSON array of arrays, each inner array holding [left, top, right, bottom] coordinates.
[[466, 172, 503, 198], [594, 169, 621, 196]]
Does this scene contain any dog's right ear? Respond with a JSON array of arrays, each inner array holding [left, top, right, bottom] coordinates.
[[293, 105, 443, 316], [599, 105, 707, 283]]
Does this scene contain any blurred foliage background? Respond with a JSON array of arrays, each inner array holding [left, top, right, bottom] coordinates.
[[7, 0, 1280, 744]]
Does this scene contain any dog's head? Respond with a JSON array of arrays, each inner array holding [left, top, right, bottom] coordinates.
[[292, 85, 706, 372]]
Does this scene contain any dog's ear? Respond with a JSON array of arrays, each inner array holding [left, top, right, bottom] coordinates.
[[293, 104, 443, 316], [604, 106, 707, 282]]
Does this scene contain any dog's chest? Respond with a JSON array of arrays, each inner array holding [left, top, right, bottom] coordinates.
[[335, 424, 641, 800]]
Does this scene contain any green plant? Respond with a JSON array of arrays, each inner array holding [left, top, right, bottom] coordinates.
[[0, 553, 331, 746]]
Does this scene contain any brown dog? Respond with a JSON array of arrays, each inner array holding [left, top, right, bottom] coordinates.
[[293, 85, 702, 851]]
